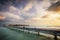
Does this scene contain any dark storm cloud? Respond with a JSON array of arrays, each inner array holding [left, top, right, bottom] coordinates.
[[0, 0, 11, 11], [0, 0, 29, 12], [47, 0, 60, 11]]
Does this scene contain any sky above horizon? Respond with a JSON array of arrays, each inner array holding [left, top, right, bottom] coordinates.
[[0, 0, 60, 26]]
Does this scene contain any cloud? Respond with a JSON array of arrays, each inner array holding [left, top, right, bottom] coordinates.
[[0, 16, 5, 20], [9, 6, 17, 12], [23, 0, 33, 12], [1, 0, 60, 26], [4, 12, 23, 20], [47, 1, 60, 12]]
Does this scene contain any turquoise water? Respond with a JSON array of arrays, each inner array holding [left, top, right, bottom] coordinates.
[[0, 27, 53, 40]]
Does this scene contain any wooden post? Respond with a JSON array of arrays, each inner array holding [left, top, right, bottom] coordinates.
[[27, 28, 30, 34], [38, 32, 40, 36], [54, 31, 57, 40]]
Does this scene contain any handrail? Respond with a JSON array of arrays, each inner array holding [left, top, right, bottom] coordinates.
[[17, 27, 60, 40]]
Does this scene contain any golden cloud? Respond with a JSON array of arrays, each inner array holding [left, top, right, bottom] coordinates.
[[0, 16, 5, 20], [53, 5, 60, 13]]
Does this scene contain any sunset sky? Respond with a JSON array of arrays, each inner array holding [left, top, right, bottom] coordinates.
[[0, 0, 60, 26]]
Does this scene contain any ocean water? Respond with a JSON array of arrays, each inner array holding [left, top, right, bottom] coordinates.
[[0, 27, 54, 40]]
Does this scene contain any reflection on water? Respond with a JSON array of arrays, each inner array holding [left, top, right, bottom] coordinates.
[[0, 27, 55, 40]]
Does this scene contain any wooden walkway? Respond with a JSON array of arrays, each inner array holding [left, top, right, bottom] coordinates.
[[15, 27, 60, 40]]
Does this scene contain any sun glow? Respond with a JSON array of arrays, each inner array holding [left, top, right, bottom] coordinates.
[[0, 16, 5, 20]]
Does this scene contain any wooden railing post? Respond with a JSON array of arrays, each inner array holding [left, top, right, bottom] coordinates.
[[53, 31, 57, 40], [38, 32, 40, 36]]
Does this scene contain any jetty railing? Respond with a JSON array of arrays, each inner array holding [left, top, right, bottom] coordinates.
[[20, 27, 60, 40], [11, 27, 60, 40]]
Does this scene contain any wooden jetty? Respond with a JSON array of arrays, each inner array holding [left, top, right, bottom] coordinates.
[[15, 27, 60, 40], [7, 25, 60, 40]]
